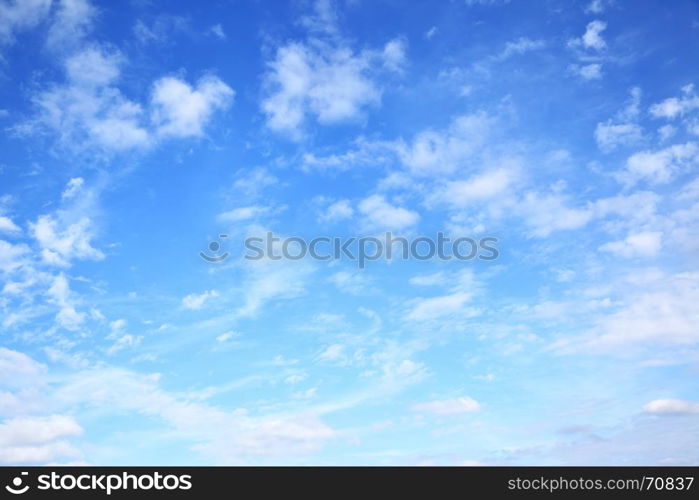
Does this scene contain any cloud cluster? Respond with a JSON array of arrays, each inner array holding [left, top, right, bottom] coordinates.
[[261, 1, 406, 137], [22, 46, 233, 153]]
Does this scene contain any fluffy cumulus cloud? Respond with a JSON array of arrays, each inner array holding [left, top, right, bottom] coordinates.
[[20, 44, 233, 153], [567, 20, 608, 80], [31, 213, 103, 267], [151, 76, 234, 138], [570, 20, 607, 51], [358, 195, 419, 231], [23, 46, 149, 152], [261, 2, 406, 136], [261, 41, 402, 134]]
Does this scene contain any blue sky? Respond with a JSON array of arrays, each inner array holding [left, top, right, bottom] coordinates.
[[1, 0, 698, 465]]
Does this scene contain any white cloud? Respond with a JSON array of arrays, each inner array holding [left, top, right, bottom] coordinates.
[[55, 306, 85, 331], [107, 333, 141, 355], [643, 399, 699, 415], [554, 271, 699, 353], [411, 397, 481, 415], [649, 85, 699, 120], [65, 45, 120, 86], [328, 270, 369, 295], [61, 177, 84, 200], [301, 137, 395, 172], [46, 0, 96, 50], [216, 331, 238, 343], [319, 199, 353, 223], [31, 214, 103, 267], [150, 75, 234, 138], [260, 3, 405, 136], [435, 166, 519, 208], [571, 20, 607, 51], [52, 366, 335, 462], [595, 123, 642, 152], [397, 112, 494, 176], [566, 20, 613, 81], [599, 231, 662, 258], [24, 46, 150, 152], [0, 216, 20, 234], [406, 271, 480, 321], [109, 318, 126, 334], [317, 344, 345, 363], [209, 23, 225, 40], [182, 290, 219, 310], [298, 0, 338, 35], [47, 273, 85, 331], [1, 349, 325, 463], [407, 292, 474, 321], [231, 168, 278, 201], [498, 37, 545, 60], [21, 45, 233, 153], [234, 253, 313, 318], [570, 63, 602, 80], [592, 190, 660, 222], [382, 38, 407, 72], [262, 42, 380, 135], [218, 205, 270, 223], [409, 272, 446, 286], [658, 124, 677, 141], [0, 415, 83, 464], [0, 240, 28, 273], [0, 0, 51, 46], [0, 347, 46, 383], [358, 195, 419, 231], [132, 15, 189, 45], [585, 0, 611, 14], [518, 191, 593, 237], [620, 142, 699, 185]]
